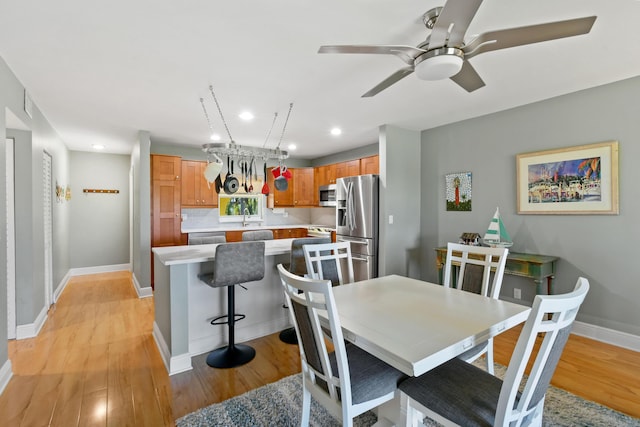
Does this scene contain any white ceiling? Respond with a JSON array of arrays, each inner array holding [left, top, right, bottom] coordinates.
[[1, 0, 640, 159]]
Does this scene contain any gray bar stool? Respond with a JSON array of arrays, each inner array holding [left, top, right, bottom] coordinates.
[[278, 237, 330, 344], [198, 241, 265, 368], [242, 229, 274, 241]]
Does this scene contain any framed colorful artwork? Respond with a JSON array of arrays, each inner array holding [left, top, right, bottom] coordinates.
[[516, 141, 619, 214], [446, 171, 472, 211]]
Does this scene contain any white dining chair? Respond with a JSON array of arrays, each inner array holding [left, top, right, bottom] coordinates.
[[443, 242, 509, 374], [399, 277, 589, 427], [303, 241, 355, 286], [277, 264, 407, 427]]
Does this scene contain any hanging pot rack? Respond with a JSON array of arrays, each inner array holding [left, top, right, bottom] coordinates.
[[200, 85, 291, 161]]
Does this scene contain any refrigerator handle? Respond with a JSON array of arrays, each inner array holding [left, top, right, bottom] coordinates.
[[352, 256, 369, 263]]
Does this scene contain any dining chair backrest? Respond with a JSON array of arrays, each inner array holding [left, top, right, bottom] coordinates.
[[496, 277, 589, 425], [303, 241, 354, 286], [241, 229, 274, 241], [443, 242, 509, 299], [277, 264, 406, 426], [289, 237, 331, 276], [399, 277, 589, 427], [443, 242, 509, 374]]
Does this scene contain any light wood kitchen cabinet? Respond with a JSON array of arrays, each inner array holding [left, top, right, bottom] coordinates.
[[293, 168, 315, 207], [268, 168, 294, 207], [272, 228, 308, 239], [335, 159, 360, 179], [151, 155, 182, 247], [151, 154, 183, 287], [268, 167, 314, 207], [315, 163, 337, 186], [360, 155, 379, 175], [226, 228, 308, 242], [181, 160, 218, 208]]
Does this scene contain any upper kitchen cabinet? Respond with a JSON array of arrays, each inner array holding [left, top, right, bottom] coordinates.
[[181, 160, 218, 208], [268, 167, 314, 207], [152, 154, 182, 181], [315, 163, 337, 186], [360, 155, 379, 175], [293, 168, 315, 206], [335, 159, 360, 179]]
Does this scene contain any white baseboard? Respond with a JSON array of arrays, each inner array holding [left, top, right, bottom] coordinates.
[[0, 360, 13, 396], [53, 270, 72, 303], [16, 305, 47, 340], [68, 263, 132, 277], [572, 321, 640, 352], [132, 273, 153, 298], [152, 321, 192, 376]]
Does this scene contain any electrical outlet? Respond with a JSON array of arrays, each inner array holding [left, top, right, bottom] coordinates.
[[514, 288, 522, 299]]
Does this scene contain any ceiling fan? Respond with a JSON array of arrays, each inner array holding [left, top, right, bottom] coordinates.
[[318, 0, 596, 97]]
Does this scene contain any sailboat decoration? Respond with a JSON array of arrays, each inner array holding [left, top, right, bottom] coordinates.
[[483, 207, 513, 248]]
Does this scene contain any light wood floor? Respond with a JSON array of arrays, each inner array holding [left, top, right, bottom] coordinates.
[[0, 272, 638, 426]]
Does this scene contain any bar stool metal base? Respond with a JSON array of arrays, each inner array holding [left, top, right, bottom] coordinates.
[[206, 343, 256, 368], [278, 327, 298, 344]]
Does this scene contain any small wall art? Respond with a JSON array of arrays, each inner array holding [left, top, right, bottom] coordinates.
[[516, 141, 619, 214], [446, 171, 472, 211]]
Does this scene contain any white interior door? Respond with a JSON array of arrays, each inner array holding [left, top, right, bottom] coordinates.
[[6, 138, 16, 339], [43, 151, 53, 308]]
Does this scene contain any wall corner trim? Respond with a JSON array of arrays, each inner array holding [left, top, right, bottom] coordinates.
[[16, 306, 48, 340], [572, 321, 640, 352], [152, 321, 192, 376], [132, 273, 153, 298], [0, 360, 13, 396], [53, 270, 73, 303]]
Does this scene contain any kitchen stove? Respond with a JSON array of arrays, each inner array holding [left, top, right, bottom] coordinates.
[[306, 225, 334, 238]]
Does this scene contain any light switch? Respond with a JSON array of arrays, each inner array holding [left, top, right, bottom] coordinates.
[[389, 215, 394, 224]]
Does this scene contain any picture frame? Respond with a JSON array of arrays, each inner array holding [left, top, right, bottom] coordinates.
[[516, 141, 619, 215], [445, 171, 472, 211]]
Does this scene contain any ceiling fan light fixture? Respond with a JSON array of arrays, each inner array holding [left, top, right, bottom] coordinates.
[[415, 47, 464, 81]]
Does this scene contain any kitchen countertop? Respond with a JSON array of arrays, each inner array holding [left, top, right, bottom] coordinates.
[[182, 224, 333, 233], [152, 238, 295, 266]]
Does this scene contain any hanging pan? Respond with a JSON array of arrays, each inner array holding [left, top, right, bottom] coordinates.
[[223, 158, 239, 194]]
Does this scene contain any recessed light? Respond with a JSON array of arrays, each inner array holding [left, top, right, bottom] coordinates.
[[288, 143, 297, 151], [92, 144, 105, 150], [330, 127, 342, 136], [239, 111, 254, 121], [210, 133, 221, 141]]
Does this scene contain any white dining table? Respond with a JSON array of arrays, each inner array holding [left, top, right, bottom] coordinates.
[[330, 274, 531, 377], [327, 274, 532, 425]]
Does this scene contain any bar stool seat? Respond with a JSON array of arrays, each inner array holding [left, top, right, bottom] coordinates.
[[198, 241, 265, 368]]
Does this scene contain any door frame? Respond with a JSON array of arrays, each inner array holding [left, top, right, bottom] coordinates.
[[6, 138, 16, 339]]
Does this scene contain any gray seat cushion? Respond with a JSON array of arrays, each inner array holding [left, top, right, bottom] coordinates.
[[330, 342, 408, 405], [399, 357, 504, 427], [242, 230, 274, 241]]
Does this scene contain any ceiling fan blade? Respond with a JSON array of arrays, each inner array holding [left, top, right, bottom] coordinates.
[[463, 16, 597, 60], [362, 66, 414, 98], [429, 0, 484, 49], [319, 45, 425, 66], [450, 61, 485, 92]]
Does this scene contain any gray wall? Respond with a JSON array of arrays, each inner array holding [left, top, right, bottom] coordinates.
[[132, 131, 152, 290], [379, 125, 421, 278], [69, 151, 130, 267], [419, 75, 640, 336], [1, 57, 71, 372]]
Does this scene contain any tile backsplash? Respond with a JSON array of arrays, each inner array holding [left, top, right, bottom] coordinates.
[[181, 207, 336, 229]]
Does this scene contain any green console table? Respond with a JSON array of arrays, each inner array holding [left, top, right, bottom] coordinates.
[[435, 247, 559, 295]]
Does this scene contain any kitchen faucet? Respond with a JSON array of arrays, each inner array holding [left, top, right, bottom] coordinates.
[[242, 207, 250, 227]]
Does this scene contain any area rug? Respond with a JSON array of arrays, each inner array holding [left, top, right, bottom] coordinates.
[[177, 364, 640, 427]]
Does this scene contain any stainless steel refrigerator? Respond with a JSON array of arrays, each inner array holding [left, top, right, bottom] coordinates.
[[335, 174, 379, 281]]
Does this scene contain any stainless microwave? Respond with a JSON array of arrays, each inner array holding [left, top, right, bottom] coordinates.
[[318, 184, 337, 207]]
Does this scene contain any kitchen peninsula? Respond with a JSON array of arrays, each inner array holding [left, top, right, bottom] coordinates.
[[152, 239, 295, 375]]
